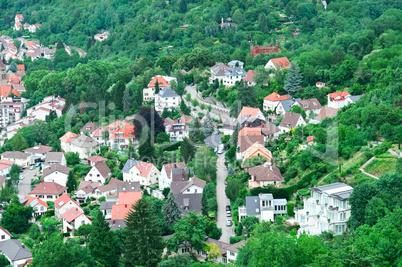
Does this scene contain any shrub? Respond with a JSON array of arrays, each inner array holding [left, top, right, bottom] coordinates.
[[45, 209, 55, 217], [230, 236, 243, 244]]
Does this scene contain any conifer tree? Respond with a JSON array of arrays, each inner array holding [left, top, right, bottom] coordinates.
[[180, 137, 195, 163], [123, 88, 131, 113], [155, 80, 160, 95], [202, 113, 214, 137], [230, 123, 241, 146], [89, 211, 120, 267], [227, 165, 234, 176], [284, 62, 303, 94], [112, 80, 125, 111], [190, 117, 205, 143], [123, 198, 164, 267], [162, 191, 182, 227], [201, 189, 209, 217], [66, 170, 76, 193]]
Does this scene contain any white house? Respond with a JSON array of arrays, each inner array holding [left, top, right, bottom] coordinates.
[[28, 182, 67, 203], [70, 135, 99, 159], [143, 75, 177, 102], [0, 160, 13, 176], [42, 163, 70, 187], [24, 144, 52, 162], [264, 57, 291, 71], [159, 162, 186, 190], [345, 95, 362, 106], [84, 161, 111, 184], [295, 183, 353, 236], [275, 98, 300, 116], [61, 207, 91, 234], [293, 98, 322, 116], [222, 67, 247, 87], [0, 239, 32, 267], [316, 82, 327, 88], [0, 151, 31, 168], [20, 196, 48, 216], [226, 240, 246, 264], [248, 163, 284, 189], [209, 63, 231, 84], [0, 226, 12, 241], [263, 92, 292, 112], [43, 152, 66, 170], [228, 60, 244, 69], [54, 193, 83, 220], [122, 159, 160, 186], [94, 178, 122, 200], [15, 14, 24, 23], [278, 112, 306, 133], [243, 70, 256, 86], [59, 131, 78, 152], [238, 193, 287, 222], [327, 91, 351, 109], [155, 86, 180, 112], [75, 181, 101, 203]]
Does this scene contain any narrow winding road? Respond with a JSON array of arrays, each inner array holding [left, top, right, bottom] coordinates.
[[216, 154, 232, 243]]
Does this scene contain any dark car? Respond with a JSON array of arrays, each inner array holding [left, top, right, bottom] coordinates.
[[226, 205, 231, 211], [189, 82, 194, 86]]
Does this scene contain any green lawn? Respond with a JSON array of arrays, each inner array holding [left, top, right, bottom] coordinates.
[[364, 158, 397, 177]]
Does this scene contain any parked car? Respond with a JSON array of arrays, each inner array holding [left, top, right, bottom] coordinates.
[[226, 210, 231, 217], [20, 175, 24, 180], [29, 166, 34, 170], [226, 205, 231, 211], [226, 219, 232, 227]]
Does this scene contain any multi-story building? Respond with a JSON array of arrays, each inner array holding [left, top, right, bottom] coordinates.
[[143, 75, 177, 102], [295, 183, 353, 235], [238, 193, 287, 222], [222, 67, 247, 87], [154, 86, 180, 112], [0, 97, 27, 128]]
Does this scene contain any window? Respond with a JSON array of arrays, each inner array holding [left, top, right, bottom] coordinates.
[[97, 174, 100, 177], [230, 251, 235, 256], [1, 235, 4, 240], [194, 189, 197, 193], [47, 195, 52, 199], [81, 220, 85, 224], [187, 189, 190, 192]]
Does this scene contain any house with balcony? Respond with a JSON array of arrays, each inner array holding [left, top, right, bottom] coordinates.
[[248, 163, 284, 189], [28, 182, 67, 202], [238, 193, 287, 222], [122, 159, 160, 186], [61, 207, 91, 234], [75, 181, 101, 203], [84, 161, 111, 184], [159, 162, 187, 190], [263, 92, 292, 113], [294, 183, 353, 236], [70, 135, 99, 159], [154, 86, 180, 112], [209, 63, 231, 84], [327, 91, 351, 109], [143, 75, 177, 102], [54, 193, 82, 220], [222, 67, 247, 87]]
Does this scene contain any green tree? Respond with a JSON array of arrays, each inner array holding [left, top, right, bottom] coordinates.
[[65, 152, 80, 165], [237, 82, 257, 107], [1, 198, 33, 234], [123, 198, 164, 267], [227, 165, 234, 176], [0, 255, 10, 266], [194, 146, 217, 182], [9, 164, 20, 184], [202, 113, 214, 137], [156, 132, 170, 144], [162, 191, 182, 227], [225, 179, 244, 202], [56, 40, 64, 50], [66, 171, 76, 193], [112, 80, 125, 111], [180, 137, 195, 163], [10, 134, 28, 151], [284, 62, 303, 94], [138, 126, 155, 160], [158, 254, 193, 267], [89, 211, 120, 267], [123, 88, 131, 113], [348, 182, 378, 228], [155, 80, 160, 95], [205, 220, 222, 240], [190, 117, 205, 143], [201, 189, 209, 217], [180, 99, 190, 115], [290, 105, 307, 119], [167, 211, 209, 253]]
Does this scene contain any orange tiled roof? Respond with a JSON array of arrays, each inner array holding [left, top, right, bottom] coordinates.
[[264, 92, 292, 101], [61, 207, 84, 223], [328, 91, 350, 101], [118, 191, 142, 205], [243, 70, 255, 83], [59, 132, 78, 143], [0, 86, 20, 97], [54, 193, 80, 209], [111, 204, 132, 220], [238, 127, 262, 137], [238, 107, 261, 119], [17, 65, 25, 71], [147, 76, 170, 88], [270, 57, 291, 69], [133, 161, 155, 177], [23, 196, 48, 208]]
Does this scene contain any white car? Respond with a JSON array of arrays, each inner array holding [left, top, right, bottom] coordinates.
[[29, 166, 34, 170], [226, 210, 231, 217], [226, 219, 232, 227], [20, 175, 24, 180]]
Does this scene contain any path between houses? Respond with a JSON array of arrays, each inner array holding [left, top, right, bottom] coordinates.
[[359, 156, 379, 180]]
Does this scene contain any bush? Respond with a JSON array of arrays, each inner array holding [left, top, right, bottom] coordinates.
[[63, 232, 71, 237], [230, 236, 243, 244], [45, 209, 55, 217], [287, 202, 295, 217]]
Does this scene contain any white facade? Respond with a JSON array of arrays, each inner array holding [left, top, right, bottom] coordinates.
[[154, 87, 180, 112], [278, 114, 306, 133], [43, 171, 68, 187], [84, 165, 109, 184], [238, 194, 287, 223], [62, 213, 91, 233], [222, 67, 247, 87], [295, 183, 353, 236], [159, 167, 170, 190], [166, 124, 189, 142], [123, 162, 160, 186], [0, 228, 11, 241]]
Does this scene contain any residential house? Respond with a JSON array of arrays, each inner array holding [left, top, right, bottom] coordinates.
[[94, 178, 123, 200], [54, 193, 82, 220], [237, 107, 266, 128], [278, 112, 306, 133], [99, 201, 115, 219], [94, 31, 110, 42], [23, 144, 52, 162], [29, 182, 67, 202], [0, 239, 32, 267], [228, 60, 244, 69], [243, 70, 256, 86], [248, 163, 284, 189], [84, 161, 111, 184], [236, 134, 265, 160], [15, 14, 24, 23], [226, 240, 247, 264], [209, 63, 231, 84], [261, 122, 281, 140], [20, 196, 48, 216], [205, 133, 224, 153], [42, 163, 70, 186], [158, 162, 186, 190], [93, 120, 134, 150], [0, 151, 31, 168], [314, 107, 339, 122], [242, 142, 273, 163], [26, 95, 65, 120], [87, 155, 107, 166], [28, 24, 40, 33], [165, 119, 189, 143], [327, 91, 351, 109], [171, 177, 206, 214], [263, 92, 292, 112], [264, 57, 291, 71], [295, 183, 353, 236], [0, 176, 6, 189], [0, 160, 12, 176], [293, 98, 322, 116], [109, 191, 142, 229], [0, 97, 28, 127], [80, 122, 99, 136], [307, 136, 316, 146], [122, 160, 160, 186], [275, 98, 300, 116], [59, 132, 78, 152], [0, 226, 12, 241], [62, 207, 91, 234], [75, 181, 101, 203], [250, 41, 279, 57], [70, 135, 99, 159], [143, 75, 177, 102], [238, 193, 287, 222], [345, 95, 362, 105], [155, 86, 180, 112], [316, 82, 327, 88], [43, 152, 66, 170], [222, 67, 247, 87], [222, 118, 237, 136]]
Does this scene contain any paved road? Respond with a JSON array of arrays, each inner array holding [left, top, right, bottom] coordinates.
[[18, 168, 39, 195], [216, 154, 232, 243]]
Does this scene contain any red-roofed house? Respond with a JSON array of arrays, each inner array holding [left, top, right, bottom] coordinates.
[[118, 191, 142, 205], [54, 193, 82, 220], [15, 14, 24, 23], [316, 82, 326, 88], [143, 75, 177, 102], [111, 204, 132, 220], [243, 70, 256, 86], [84, 161, 111, 184], [264, 57, 291, 70], [327, 91, 351, 108], [20, 196, 49, 216], [14, 22, 22, 31], [307, 136, 316, 146], [122, 160, 160, 186], [87, 155, 107, 166], [263, 92, 292, 112], [28, 182, 67, 202], [60, 131, 78, 152], [237, 107, 266, 128], [92, 120, 135, 150], [62, 207, 91, 233], [0, 85, 21, 97], [0, 226, 12, 241]]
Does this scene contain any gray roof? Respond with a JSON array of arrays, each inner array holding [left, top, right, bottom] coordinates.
[[42, 163, 70, 177], [1, 151, 30, 160], [228, 60, 244, 68], [245, 196, 260, 216], [259, 193, 274, 201], [171, 168, 193, 181], [71, 135, 99, 148], [225, 67, 247, 76], [0, 239, 32, 261], [116, 181, 141, 193], [99, 201, 116, 210], [156, 86, 179, 98], [44, 152, 64, 166], [107, 219, 126, 230], [175, 193, 202, 214], [280, 98, 300, 112], [347, 95, 362, 102], [205, 133, 223, 148], [122, 159, 140, 173], [310, 182, 353, 200]]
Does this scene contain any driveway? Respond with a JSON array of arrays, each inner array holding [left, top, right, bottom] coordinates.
[[18, 168, 39, 195], [216, 154, 232, 243]]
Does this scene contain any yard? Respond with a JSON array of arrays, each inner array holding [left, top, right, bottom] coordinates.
[[364, 158, 397, 177]]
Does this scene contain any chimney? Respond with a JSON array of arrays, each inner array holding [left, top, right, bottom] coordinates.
[[125, 204, 127, 208], [76, 207, 78, 211], [270, 166, 273, 171]]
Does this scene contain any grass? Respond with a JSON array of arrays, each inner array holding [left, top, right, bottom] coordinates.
[[364, 158, 397, 177]]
